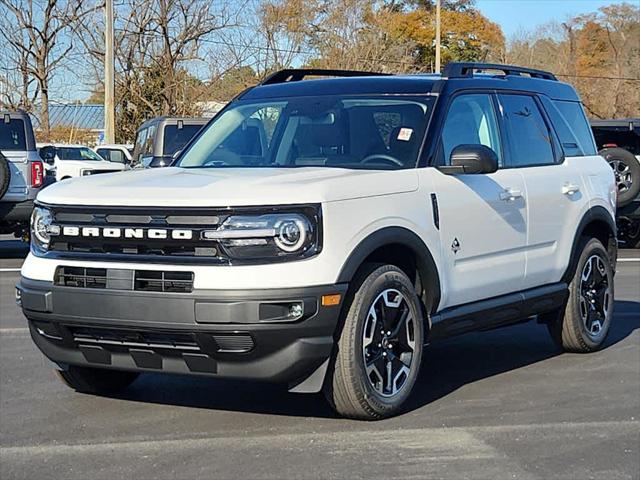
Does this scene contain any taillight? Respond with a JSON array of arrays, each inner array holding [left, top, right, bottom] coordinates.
[[603, 143, 618, 148], [31, 161, 43, 188]]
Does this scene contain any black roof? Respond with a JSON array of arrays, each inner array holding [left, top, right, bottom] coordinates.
[[239, 63, 580, 103]]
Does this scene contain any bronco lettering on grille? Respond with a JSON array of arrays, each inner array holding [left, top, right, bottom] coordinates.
[[60, 226, 193, 240]]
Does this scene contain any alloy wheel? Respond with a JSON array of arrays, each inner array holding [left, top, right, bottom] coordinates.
[[579, 254, 612, 338], [362, 289, 416, 397], [610, 159, 633, 193]]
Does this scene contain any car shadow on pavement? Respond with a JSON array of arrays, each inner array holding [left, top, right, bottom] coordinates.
[[113, 300, 639, 419]]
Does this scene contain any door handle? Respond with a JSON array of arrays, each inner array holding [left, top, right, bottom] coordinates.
[[562, 183, 580, 196], [500, 187, 523, 202]]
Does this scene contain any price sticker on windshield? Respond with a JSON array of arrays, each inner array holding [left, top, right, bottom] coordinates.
[[397, 128, 413, 141]]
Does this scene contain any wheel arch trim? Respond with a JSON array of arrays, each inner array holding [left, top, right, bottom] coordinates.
[[336, 226, 442, 313], [563, 205, 617, 282]]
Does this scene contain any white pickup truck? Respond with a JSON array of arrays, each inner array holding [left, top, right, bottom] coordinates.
[[38, 144, 126, 181]]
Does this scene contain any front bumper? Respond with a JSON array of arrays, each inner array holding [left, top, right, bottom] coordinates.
[[17, 277, 347, 391]]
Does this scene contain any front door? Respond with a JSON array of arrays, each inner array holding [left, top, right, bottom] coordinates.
[[430, 93, 527, 308]]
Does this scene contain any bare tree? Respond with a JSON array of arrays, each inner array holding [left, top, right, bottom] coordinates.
[[0, 0, 99, 138]]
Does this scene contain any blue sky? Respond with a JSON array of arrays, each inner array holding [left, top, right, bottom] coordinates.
[[475, 0, 623, 37]]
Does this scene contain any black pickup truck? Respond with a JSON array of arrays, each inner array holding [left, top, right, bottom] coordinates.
[[591, 118, 640, 248]]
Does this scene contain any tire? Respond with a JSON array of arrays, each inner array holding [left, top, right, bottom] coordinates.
[[600, 147, 640, 207], [56, 366, 139, 394], [323, 264, 424, 420], [0, 152, 10, 199], [548, 238, 614, 353]]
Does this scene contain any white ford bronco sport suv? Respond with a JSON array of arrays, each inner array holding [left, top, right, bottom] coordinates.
[[18, 63, 617, 419]]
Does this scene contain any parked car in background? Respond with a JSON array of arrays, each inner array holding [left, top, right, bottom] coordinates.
[[590, 118, 640, 247], [94, 144, 133, 167], [38, 144, 127, 181], [132, 116, 208, 168], [0, 110, 45, 238]]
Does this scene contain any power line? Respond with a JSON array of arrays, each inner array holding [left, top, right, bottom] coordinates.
[[556, 73, 639, 81]]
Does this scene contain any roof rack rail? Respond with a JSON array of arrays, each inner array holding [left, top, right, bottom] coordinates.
[[260, 68, 391, 85], [442, 62, 558, 81]]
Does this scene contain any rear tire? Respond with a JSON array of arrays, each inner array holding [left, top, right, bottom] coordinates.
[[324, 264, 424, 420], [56, 366, 139, 394], [0, 152, 10, 199], [600, 147, 640, 207], [548, 238, 614, 352]]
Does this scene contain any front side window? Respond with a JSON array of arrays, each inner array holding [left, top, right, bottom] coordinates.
[[56, 147, 104, 161], [178, 96, 434, 170], [441, 94, 502, 166], [0, 119, 27, 151], [499, 94, 555, 167]]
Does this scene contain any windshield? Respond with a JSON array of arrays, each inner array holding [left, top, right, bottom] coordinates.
[[178, 96, 434, 170], [57, 147, 104, 161], [163, 124, 204, 156], [0, 119, 27, 151]]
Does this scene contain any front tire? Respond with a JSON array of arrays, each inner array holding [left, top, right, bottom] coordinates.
[[548, 238, 614, 352], [56, 366, 139, 394], [324, 265, 424, 420]]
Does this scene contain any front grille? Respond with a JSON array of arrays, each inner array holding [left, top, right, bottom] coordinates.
[[48, 206, 230, 262], [64, 325, 255, 354], [70, 326, 201, 352], [134, 270, 194, 293], [55, 266, 107, 289], [55, 266, 194, 293]]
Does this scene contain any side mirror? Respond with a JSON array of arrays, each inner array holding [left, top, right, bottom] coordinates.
[[439, 144, 499, 175], [148, 156, 170, 168]]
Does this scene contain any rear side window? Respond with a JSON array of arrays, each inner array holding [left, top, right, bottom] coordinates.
[[553, 101, 597, 155], [499, 94, 555, 167], [0, 119, 27, 151], [163, 124, 203, 156], [97, 148, 125, 163]]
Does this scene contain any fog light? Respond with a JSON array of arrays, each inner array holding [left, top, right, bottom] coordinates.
[[15, 287, 22, 306], [288, 303, 304, 319]]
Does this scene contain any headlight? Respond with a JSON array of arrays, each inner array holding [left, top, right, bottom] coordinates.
[[202, 210, 320, 261], [30, 206, 58, 251]]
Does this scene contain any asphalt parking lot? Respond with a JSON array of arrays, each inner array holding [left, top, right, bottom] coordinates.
[[0, 238, 638, 479]]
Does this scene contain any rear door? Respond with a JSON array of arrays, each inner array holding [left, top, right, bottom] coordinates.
[[497, 94, 588, 288], [432, 93, 527, 308]]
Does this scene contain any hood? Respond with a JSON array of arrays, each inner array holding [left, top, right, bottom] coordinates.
[[37, 166, 418, 207]]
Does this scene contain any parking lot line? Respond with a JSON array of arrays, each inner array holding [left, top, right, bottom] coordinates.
[[0, 268, 21, 272], [617, 258, 640, 262]]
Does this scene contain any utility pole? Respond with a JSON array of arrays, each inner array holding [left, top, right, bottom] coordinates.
[[104, 0, 115, 144], [435, 0, 441, 74]]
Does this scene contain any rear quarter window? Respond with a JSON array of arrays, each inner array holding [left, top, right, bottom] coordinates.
[[0, 119, 27, 151], [553, 101, 597, 156]]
